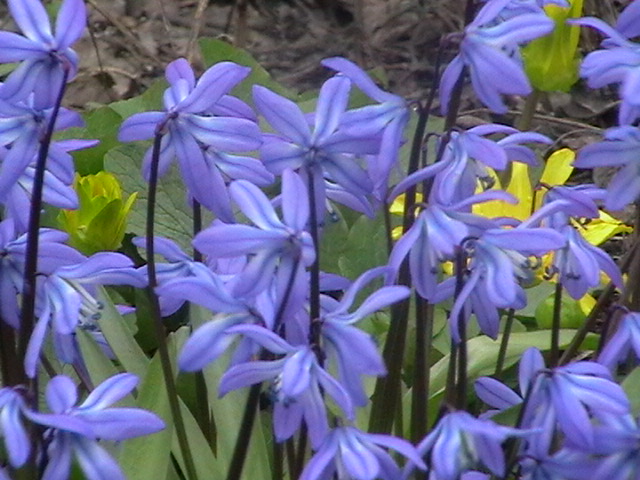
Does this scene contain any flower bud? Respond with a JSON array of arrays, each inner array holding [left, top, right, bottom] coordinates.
[[58, 171, 137, 254], [522, 0, 584, 92]]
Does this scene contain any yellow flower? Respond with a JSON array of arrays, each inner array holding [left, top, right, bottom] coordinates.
[[58, 172, 137, 255], [522, 0, 584, 92]]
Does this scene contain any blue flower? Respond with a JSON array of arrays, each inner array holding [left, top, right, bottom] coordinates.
[[574, 126, 640, 210], [387, 191, 509, 301], [27, 374, 164, 480], [520, 349, 630, 452], [0, 0, 86, 107], [439, 0, 553, 113], [390, 125, 550, 206], [0, 387, 30, 468], [598, 311, 640, 370], [300, 426, 425, 480], [254, 76, 381, 220], [407, 410, 524, 480], [0, 221, 82, 329], [25, 252, 147, 377], [549, 224, 622, 300], [218, 324, 353, 448], [118, 58, 263, 222], [321, 57, 409, 201], [0, 98, 83, 203], [444, 226, 565, 342], [193, 169, 315, 300], [320, 267, 410, 405], [573, 7, 640, 125], [591, 413, 640, 479]]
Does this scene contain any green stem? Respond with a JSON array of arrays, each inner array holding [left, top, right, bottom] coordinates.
[[147, 132, 198, 480], [516, 89, 541, 131], [494, 309, 515, 377]]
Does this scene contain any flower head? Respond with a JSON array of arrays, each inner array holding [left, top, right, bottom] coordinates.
[[440, 0, 554, 113], [0, 0, 86, 107], [27, 374, 164, 480], [300, 426, 425, 480], [118, 58, 263, 221]]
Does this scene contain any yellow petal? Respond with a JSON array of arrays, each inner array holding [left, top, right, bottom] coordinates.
[[540, 148, 575, 187]]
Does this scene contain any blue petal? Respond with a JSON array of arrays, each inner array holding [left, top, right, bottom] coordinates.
[[180, 62, 251, 113], [118, 111, 165, 141], [46, 375, 78, 413], [253, 85, 311, 145], [55, 0, 87, 49], [312, 76, 350, 143], [80, 373, 137, 410], [219, 359, 284, 396], [8, 0, 53, 44], [230, 179, 283, 230]]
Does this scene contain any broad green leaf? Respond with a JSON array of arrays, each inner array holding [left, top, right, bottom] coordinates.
[[76, 329, 119, 385], [535, 293, 590, 329], [73, 106, 124, 174], [119, 351, 173, 480], [338, 213, 389, 281], [429, 330, 578, 397], [623, 367, 640, 416], [97, 286, 149, 378], [104, 144, 198, 251], [318, 210, 350, 274]]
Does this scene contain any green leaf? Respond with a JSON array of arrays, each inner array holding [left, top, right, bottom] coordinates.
[[318, 210, 350, 274], [96, 286, 149, 378], [119, 351, 173, 480], [76, 329, 119, 385], [623, 367, 640, 416], [104, 144, 199, 251], [68, 106, 124, 175], [429, 330, 578, 397], [198, 38, 294, 101], [338, 212, 389, 281]]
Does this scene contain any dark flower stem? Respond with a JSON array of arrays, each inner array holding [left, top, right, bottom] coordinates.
[[225, 383, 262, 480], [454, 246, 468, 409], [494, 309, 515, 377], [410, 297, 434, 441], [307, 167, 322, 359], [190, 199, 215, 447], [146, 132, 198, 480], [17, 68, 70, 384], [550, 282, 563, 366], [369, 104, 429, 434]]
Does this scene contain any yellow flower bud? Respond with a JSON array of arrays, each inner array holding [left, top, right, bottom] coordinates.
[[522, 0, 584, 92], [58, 172, 137, 254]]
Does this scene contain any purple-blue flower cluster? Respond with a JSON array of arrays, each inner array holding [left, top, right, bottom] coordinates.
[[2, 0, 640, 478]]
